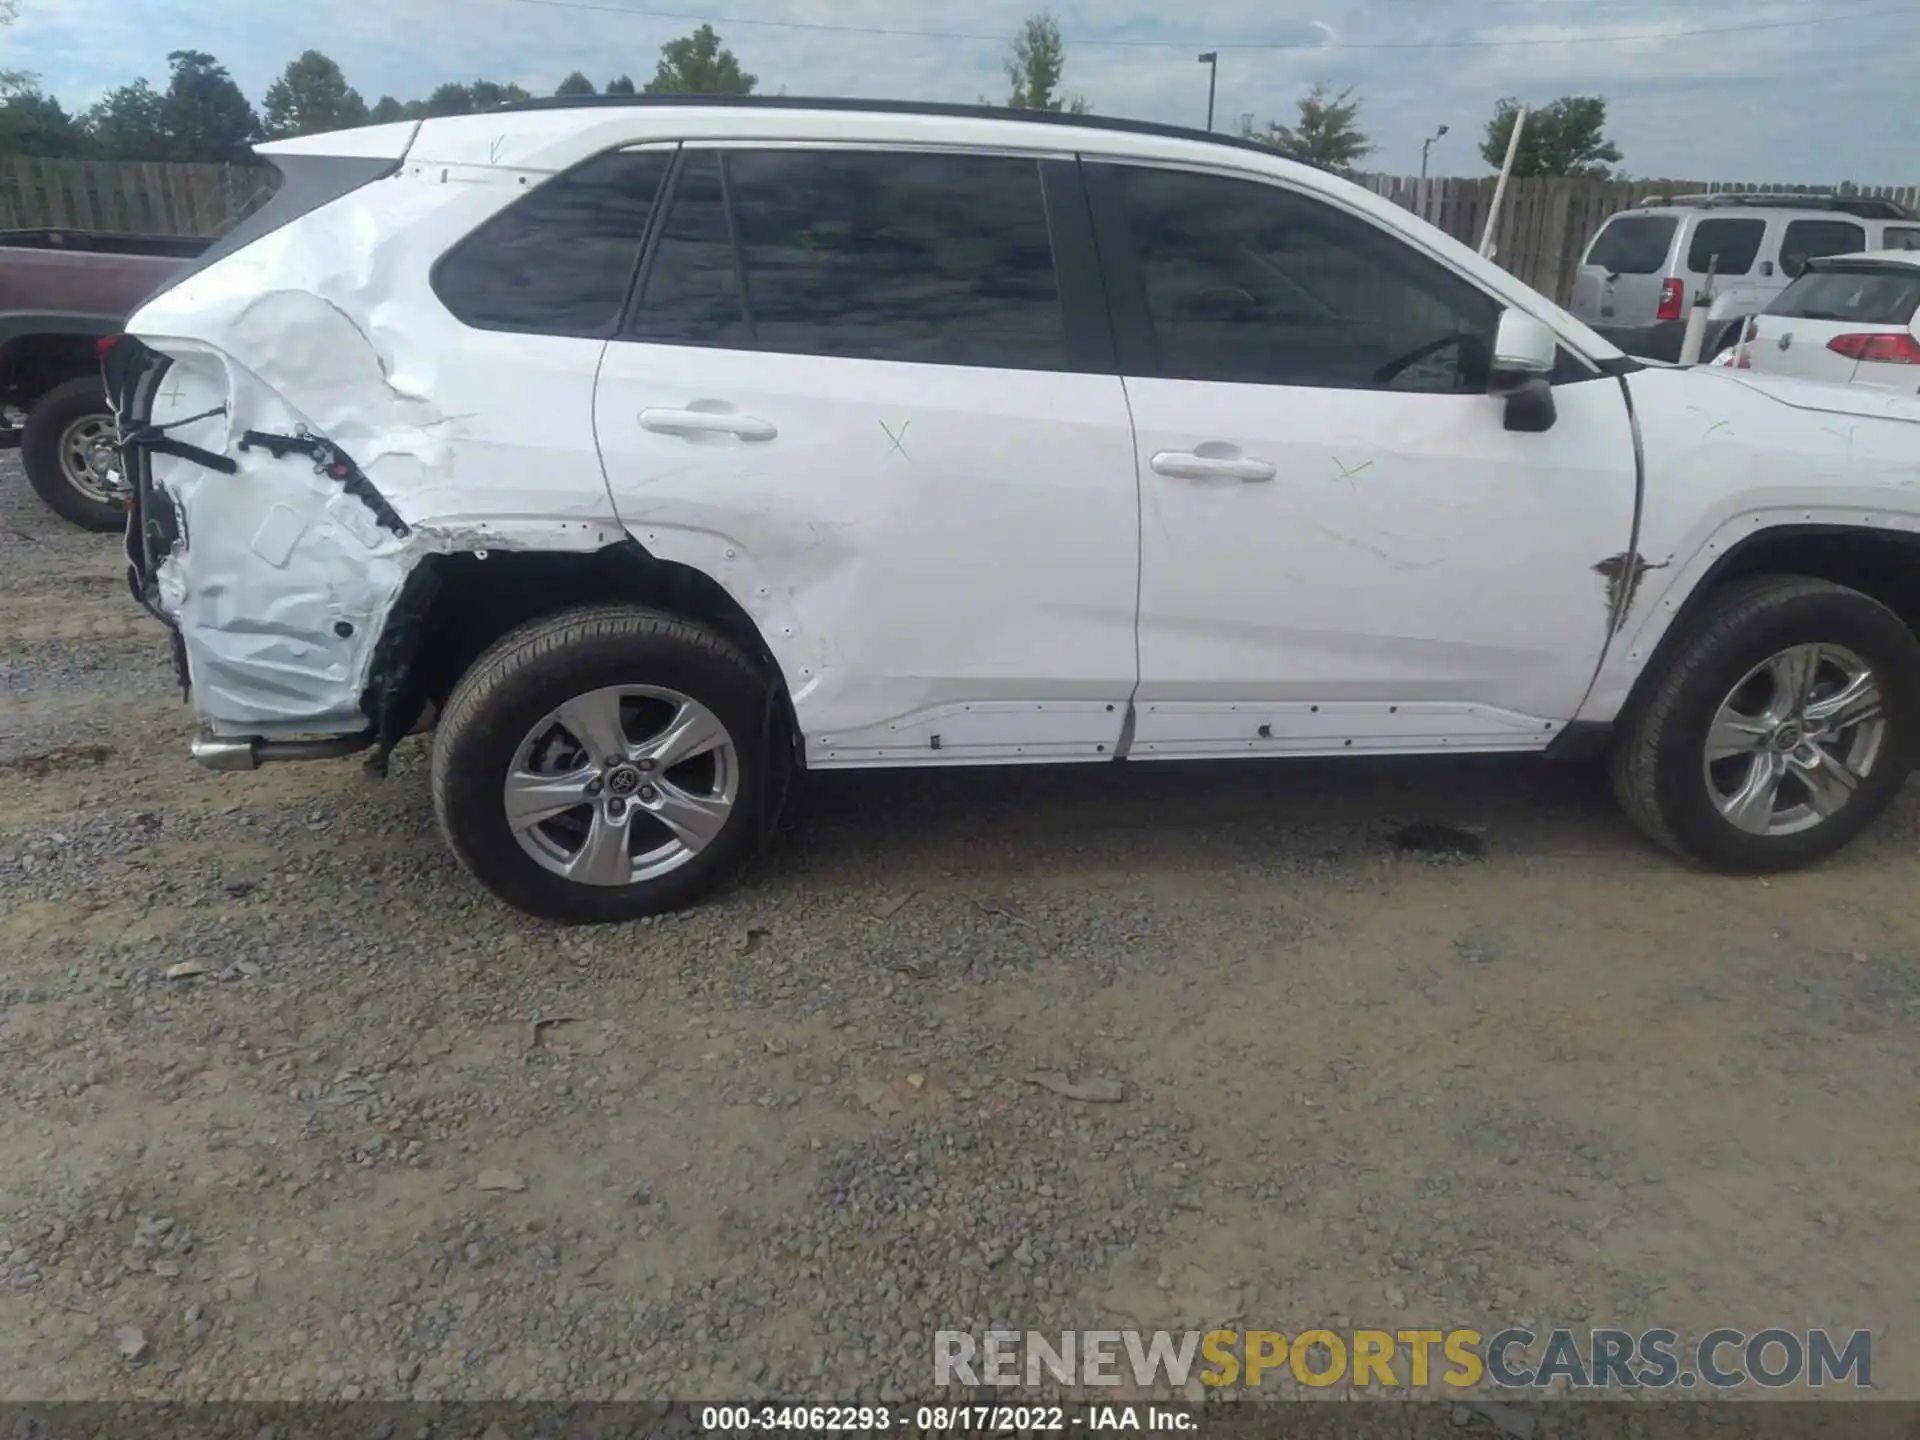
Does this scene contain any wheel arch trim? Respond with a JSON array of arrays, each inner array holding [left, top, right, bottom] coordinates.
[[1577, 515, 1920, 726]]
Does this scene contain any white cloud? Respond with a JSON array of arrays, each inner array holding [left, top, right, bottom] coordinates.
[[6, 0, 1917, 179]]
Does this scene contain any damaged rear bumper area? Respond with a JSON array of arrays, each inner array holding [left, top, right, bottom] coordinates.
[[113, 336, 413, 771]]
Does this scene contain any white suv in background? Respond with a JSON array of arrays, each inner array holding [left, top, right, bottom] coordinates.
[[1569, 194, 1920, 362], [112, 99, 1920, 922]]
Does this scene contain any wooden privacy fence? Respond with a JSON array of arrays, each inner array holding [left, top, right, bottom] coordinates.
[[3, 155, 1915, 306], [0, 157, 276, 236]]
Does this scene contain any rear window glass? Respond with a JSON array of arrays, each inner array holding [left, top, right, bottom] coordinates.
[[1778, 219, 1866, 278], [1685, 218, 1765, 276], [1585, 216, 1677, 275], [629, 147, 1069, 371], [1883, 226, 1920, 251], [434, 148, 670, 337], [1767, 266, 1920, 324]]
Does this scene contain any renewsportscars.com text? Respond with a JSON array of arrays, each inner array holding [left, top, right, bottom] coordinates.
[[935, 1327, 1872, 1390]]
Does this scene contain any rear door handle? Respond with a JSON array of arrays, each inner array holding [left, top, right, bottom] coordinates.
[[1151, 451, 1276, 482], [639, 408, 778, 442]]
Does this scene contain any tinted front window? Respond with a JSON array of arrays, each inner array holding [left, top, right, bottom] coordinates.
[[629, 148, 1068, 371], [1100, 165, 1499, 393], [1779, 219, 1867, 278], [1768, 266, 1920, 324], [1685, 218, 1765, 276], [434, 148, 670, 336], [1585, 216, 1678, 275]]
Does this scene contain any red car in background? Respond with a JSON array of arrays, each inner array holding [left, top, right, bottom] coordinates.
[[0, 229, 205, 529]]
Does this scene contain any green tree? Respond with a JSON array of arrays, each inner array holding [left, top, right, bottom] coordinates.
[[1005, 13, 1087, 113], [1261, 84, 1372, 173], [555, 71, 596, 97], [605, 74, 637, 96], [0, 85, 81, 156], [262, 50, 369, 139], [469, 79, 532, 110], [418, 82, 474, 117], [1480, 96, 1621, 179], [368, 95, 407, 124], [83, 79, 169, 160], [0, 0, 28, 95], [160, 50, 259, 160], [643, 25, 756, 95]]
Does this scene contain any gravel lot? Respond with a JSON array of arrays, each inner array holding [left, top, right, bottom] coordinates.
[[1, 453, 1917, 1406]]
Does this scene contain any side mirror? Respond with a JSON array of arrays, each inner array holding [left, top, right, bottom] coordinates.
[[1489, 309, 1558, 433]]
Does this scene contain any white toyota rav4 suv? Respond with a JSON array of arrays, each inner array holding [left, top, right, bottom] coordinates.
[[111, 99, 1920, 922]]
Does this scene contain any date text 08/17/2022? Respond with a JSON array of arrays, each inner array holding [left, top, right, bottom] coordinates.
[[698, 1406, 1192, 1431]]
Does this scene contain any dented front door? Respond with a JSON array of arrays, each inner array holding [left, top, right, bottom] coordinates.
[[1086, 162, 1639, 757]]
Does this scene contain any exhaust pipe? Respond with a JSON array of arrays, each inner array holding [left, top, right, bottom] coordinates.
[[190, 732, 375, 771]]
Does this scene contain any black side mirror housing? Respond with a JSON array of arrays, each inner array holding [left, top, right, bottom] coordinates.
[[1496, 375, 1558, 433]]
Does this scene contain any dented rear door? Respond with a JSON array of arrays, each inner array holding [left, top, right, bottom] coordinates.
[[593, 146, 1141, 768]]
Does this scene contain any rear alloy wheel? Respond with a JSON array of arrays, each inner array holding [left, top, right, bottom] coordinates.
[[503, 685, 741, 887], [432, 605, 779, 922], [20, 377, 127, 532], [1611, 576, 1920, 872]]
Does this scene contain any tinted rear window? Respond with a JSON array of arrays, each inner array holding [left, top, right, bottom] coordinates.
[[1768, 266, 1920, 324], [630, 148, 1068, 371], [1585, 216, 1677, 275], [1685, 218, 1765, 277], [434, 148, 670, 336]]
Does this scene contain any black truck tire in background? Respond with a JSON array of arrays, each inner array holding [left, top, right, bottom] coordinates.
[[20, 376, 126, 532]]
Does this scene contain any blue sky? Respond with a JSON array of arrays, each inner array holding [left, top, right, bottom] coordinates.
[[6, 0, 1918, 179]]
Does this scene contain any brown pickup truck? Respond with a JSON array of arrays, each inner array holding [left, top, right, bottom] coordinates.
[[1, 229, 207, 530]]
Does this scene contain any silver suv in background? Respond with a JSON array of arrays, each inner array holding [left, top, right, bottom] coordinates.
[[1569, 194, 1920, 362]]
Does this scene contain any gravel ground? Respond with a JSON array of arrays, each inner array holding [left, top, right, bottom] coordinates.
[[1, 454, 1917, 1408]]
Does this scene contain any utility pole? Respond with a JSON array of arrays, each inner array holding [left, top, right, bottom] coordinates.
[[1197, 52, 1218, 131], [1419, 123, 1449, 181]]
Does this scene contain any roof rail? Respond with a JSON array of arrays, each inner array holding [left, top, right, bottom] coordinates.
[[1634, 190, 1910, 219], [473, 93, 1328, 170]]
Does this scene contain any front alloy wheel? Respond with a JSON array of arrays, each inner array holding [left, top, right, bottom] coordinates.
[[1611, 575, 1920, 873], [1704, 644, 1887, 837]]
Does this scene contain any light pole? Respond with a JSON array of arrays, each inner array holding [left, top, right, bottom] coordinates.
[[1197, 52, 1218, 131], [1419, 123, 1449, 181]]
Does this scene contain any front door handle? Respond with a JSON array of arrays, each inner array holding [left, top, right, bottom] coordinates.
[[1151, 450, 1276, 482], [639, 407, 778, 442]]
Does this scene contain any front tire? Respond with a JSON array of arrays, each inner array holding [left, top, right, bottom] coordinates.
[[21, 377, 126, 532], [431, 605, 779, 922], [1610, 576, 1920, 872]]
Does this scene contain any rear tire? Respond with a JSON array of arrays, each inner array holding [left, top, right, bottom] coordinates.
[[21, 377, 126, 532], [1610, 575, 1920, 872], [431, 604, 780, 923]]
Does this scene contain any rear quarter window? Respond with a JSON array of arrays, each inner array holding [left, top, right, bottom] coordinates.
[[1685, 218, 1765, 276], [1778, 219, 1867, 278], [432, 148, 671, 337], [1767, 266, 1920, 324], [1585, 215, 1678, 275], [1883, 226, 1920, 251]]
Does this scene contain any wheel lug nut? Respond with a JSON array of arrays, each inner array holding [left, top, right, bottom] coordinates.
[[637, 759, 656, 773], [639, 785, 659, 803], [607, 798, 627, 818], [585, 778, 604, 796]]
